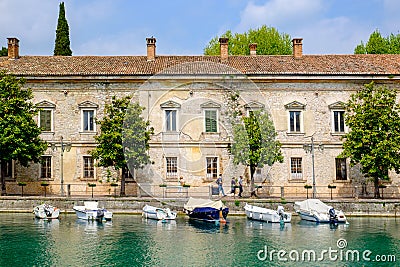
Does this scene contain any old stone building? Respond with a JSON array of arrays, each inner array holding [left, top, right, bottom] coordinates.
[[1, 37, 400, 198]]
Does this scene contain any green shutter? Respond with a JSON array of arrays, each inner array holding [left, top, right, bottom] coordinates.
[[205, 110, 217, 132], [40, 110, 52, 131]]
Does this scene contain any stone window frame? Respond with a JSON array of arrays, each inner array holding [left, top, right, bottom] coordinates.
[[201, 101, 221, 133], [78, 101, 98, 133], [165, 156, 178, 180], [285, 101, 305, 135], [206, 156, 218, 179], [40, 155, 53, 180], [37, 100, 56, 133], [82, 155, 96, 179], [335, 157, 348, 181], [160, 100, 181, 132], [329, 101, 347, 135], [244, 101, 265, 116], [290, 157, 303, 180], [4, 159, 15, 181]]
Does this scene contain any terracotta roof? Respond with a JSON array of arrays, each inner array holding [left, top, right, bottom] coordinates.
[[0, 54, 399, 76]]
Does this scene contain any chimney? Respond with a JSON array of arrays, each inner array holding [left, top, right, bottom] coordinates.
[[146, 37, 156, 61], [219, 37, 229, 62], [7, 37, 19, 59], [292, 38, 303, 58], [249, 43, 257, 56]]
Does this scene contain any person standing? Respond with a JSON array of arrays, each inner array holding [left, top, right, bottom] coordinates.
[[178, 176, 184, 193], [230, 177, 237, 196], [216, 174, 226, 197], [238, 176, 244, 197]]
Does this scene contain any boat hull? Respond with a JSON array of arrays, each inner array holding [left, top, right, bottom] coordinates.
[[244, 204, 291, 223], [33, 204, 60, 220], [295, 199, 347, 224], [185, 207, 229, 222], [142, 205, 177, 220]]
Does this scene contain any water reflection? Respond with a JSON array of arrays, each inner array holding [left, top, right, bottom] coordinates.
[[188, 219, 229, 234], [34, 218, 60, 230], [0, 214, 398, 267], [142, 218, 177, 230], [245, 219, 292, 231]]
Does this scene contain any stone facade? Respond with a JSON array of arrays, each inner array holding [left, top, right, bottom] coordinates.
[[1, 37, 400, 198]]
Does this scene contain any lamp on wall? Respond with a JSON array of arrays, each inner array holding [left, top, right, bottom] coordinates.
[[303, 135, 324, 199], [51, 136, 72, 196]]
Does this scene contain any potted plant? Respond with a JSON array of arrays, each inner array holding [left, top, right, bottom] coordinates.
[[41, 182, 50, 197], [88, 183, 96, 198], [304, 184, 312, 199], [159, 184, 167, 187], [328, 184, 336, 200], [18, 182, 27, 197]]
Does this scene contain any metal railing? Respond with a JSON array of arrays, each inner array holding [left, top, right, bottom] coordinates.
[[6, 182, 400, 199]]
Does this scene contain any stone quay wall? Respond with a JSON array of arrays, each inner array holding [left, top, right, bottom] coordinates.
[[0, 197, 399, 217]]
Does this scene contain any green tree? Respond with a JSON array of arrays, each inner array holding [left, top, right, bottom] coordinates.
[[354, 30, 400, 54], [122, 101, 153, 190], [0, 47, 7, 56], [91, 96, 152, 196], [231, 110, 284, 197], [0, 72, 47, 195], [340, 82, 400, 198], [54, 2, 72, 56], [204, 25, 292, 55]]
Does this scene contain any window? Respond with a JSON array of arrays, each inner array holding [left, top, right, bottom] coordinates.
[[205, 110, 218, 133], [335, 158, 347, 180], [78, 101, 98, 132], [82, 110, 95, 132], [165, 110, 177, 131], [122, 166, 134, 180], [166, 157, 178, 179], [255, 167, 262, 182], [83, 156, 95, 179], [290, 158, 303, 180], [206, 157, 218, 179], [39, 110, 52, 132], [333, 111, 345, 133], [285, 101, 305, 134], [4, 160, 13, 180], [40, 156, 52, 179], [289, 111, 301, 133]]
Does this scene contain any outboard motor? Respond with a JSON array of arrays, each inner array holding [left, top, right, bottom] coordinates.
[[277, 206, 285, 222], [44, 205, 51, 217], [329, 207, 338, 224], [96, 209, 104, 221]]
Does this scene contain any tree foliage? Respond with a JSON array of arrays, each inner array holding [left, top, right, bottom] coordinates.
[[0, 72, 47, 195], [0, 47, 7, 56], [91, 96, 152, 196], [54, 2, 72, 56], [231, 110, 283, 196], [340, 82, 400, 198], [122, 101, 153, 170], [354, 30, 400, 54], [204, 25, 292, 55]]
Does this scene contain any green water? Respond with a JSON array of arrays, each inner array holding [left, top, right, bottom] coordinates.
[[0, 214, 398, 267]]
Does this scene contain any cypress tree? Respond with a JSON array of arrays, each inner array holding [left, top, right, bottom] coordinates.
[[54, 2, 72, 56]]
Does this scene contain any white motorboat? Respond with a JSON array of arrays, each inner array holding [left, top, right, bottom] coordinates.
[[142, 205, 177, 220], [73, 201, 112, 221], [294, 199, 347, 223], [244, 203, 291, 223], [33, 204, 60, 220]]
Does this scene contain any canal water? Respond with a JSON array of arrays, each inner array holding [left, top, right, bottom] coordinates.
[[0, 213, 398, 267]]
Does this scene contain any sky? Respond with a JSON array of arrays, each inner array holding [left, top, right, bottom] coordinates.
[[1, 0, 399, 56]]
